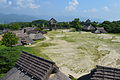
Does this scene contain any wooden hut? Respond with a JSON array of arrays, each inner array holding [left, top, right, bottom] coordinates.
[[90, 65, 120, 80], [29, 33, 45, 40], [1, 51, 71, 80], [27, 29, 45, 40], [94, 27, 107, 34], [3, 28, 10, 33], [22, 27, 36, 33], [49, 18, 57, 31], [12, 30, 33, 45], [83, 24, 96, 31]]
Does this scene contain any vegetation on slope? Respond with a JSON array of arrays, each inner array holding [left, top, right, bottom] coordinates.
[[0, 44, 50, 78]]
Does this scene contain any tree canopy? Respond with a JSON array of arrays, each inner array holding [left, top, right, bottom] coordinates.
[[99, 21, 120, 33], [70, 18, 83, 31], [2, 32, 19, 47]]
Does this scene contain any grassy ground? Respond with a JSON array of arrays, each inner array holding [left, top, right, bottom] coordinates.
[[1, 30, 120, 78], [0, 43, 51, 78], [32, 29, 120, 78]]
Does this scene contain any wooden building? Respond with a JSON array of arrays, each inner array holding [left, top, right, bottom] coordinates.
[[90, 65, 120, 80], [49, 18, 57, 31], [29, 33, 45, 40], [12, 30, 33, 45], [83, 24, 96, 31], [94, 27, 107, 34], [1, 51, 70, 80]]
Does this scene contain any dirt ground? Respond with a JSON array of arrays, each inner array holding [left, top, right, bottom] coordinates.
[[31, 30, 120, 78]]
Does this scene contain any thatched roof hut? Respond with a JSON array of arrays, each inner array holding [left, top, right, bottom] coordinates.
[[78, 65, 120, 80], [29, 33, 45, 40], [94, 27, 107, 34], [83, 24, 96, 31], [22, 27, 36, 33], [12, 30, 33, 45], [90, 65, 120, 80], [49, 18, 57, 25], [3, 29, 10, 33], [49, 18, 58, 31], [1, 51, 71, 80]]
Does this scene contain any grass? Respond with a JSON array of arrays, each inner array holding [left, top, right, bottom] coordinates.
[[60, 31, 120, 61], [0, 44, 51, 78], [38, 42, 56, 47], [61, 36, 76, 42], [45, 30, 120, 76]]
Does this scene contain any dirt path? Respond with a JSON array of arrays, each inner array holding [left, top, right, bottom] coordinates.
[[26, 35, 51, 47]]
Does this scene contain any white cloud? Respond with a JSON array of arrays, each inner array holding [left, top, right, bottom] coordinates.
[[66, 0, 79, 11], [0, 0, 40, 9], [16, 0, 40, 9], [102, 6, 110, 12], [8, 1, 12, 5], [83, 8, 98, 13], [29, 3, 40, 9]]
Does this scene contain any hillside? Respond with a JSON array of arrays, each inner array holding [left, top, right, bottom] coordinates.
[[0, 13, 38, 24], [29, 30, 120, 78]]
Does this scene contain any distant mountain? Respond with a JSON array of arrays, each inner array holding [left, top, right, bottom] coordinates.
[[0, 13, 104, 24], [0, 13, 38, 24]]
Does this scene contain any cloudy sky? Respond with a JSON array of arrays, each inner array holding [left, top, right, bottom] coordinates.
[[0, 0, 120, 21]]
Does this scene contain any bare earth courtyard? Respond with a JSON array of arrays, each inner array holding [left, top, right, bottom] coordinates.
[[30, 30, 120, 78]]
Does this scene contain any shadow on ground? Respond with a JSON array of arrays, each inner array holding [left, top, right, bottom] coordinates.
[[77, 74, 91, 80]]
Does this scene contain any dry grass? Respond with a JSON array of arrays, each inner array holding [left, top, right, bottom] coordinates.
[[32, 30, 120, 78]]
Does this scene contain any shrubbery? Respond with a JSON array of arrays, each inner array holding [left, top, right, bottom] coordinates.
[[0, 46, 22, 78], [2, 32, 18, 47]]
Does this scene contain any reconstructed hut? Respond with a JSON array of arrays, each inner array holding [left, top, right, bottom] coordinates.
[[22, 27, 36, 33], [90, 65, 120, 80], [20, 36, 33, 45], [12, 30, 33, 45], [83, 24, 96, 31], [3, 29, 10, 33], [29, 33, 45, 40], [94, 27, 107, 34], [1, 51, 71, 80], [49, 18, 57, 31], [78, 65, 120, 80]]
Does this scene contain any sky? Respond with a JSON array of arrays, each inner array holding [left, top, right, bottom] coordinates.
[[0, 0, 120, 21]]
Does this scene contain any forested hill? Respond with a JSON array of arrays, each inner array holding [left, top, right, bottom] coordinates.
[[0, 13, 38, 24]]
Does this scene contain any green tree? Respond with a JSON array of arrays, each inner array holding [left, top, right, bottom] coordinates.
[[70, 18, 83, 31], [9, 24, 21, 30], [2, 32, 19, 47]]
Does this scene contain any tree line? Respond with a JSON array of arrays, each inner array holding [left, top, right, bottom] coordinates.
[[0, 19, 120, 33]]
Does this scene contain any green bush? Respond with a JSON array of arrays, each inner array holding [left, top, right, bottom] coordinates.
[[2, 32, 18, 47], [0, 46, 21, 78], [0, 45, 51, 78]]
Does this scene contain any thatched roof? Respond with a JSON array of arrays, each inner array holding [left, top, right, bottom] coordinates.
[[1, 51, 70, 80], [29, 33, 45, 40], [3, 29, 10, 33], [12, 30, 28, 38], [49, 18, 57, 24], [90, 65, 120, 80], [83, 24, 96, 31], [22, 27, 36, 33], [94, 27, 107, 34], [21, 36, 33, 44]]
